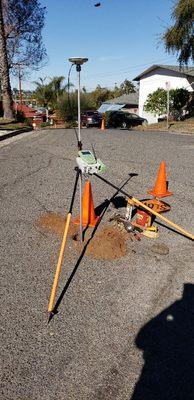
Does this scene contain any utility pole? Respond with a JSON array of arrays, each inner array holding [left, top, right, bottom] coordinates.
[[166, 81, 170, 129], [18, 64, 23, 107]]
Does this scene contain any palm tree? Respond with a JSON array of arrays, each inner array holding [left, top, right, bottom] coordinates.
[[49, 76, 65, 102], [33, 77, 53, 107], [49, 76, 74, 105], [0, 0, 13, 119], [33, 76, 74, 108]]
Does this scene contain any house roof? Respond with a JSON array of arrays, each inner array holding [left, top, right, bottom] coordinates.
[[133, 65, 194, 81], [104, 92, 139, 105]]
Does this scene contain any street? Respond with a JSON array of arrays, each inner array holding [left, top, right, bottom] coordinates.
[[1, 127, 194, 399]]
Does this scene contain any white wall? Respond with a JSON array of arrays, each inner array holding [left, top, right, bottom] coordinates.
[[138, 67, 194, 124]]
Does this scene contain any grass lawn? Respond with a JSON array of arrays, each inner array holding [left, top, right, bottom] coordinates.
[[136, 117, 194, 133], [0, 119, 31, 130]]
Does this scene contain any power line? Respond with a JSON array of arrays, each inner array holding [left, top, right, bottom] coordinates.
[[81, 56, 176, 79]]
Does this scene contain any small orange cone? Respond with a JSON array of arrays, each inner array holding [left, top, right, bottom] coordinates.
[[73, 181, 99, 227], [100, 117, 105, 131], [148, 161, 173, 198]]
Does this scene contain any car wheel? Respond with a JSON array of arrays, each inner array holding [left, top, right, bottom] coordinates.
[[142, 120, 148, 126], [121, 121, 127, 129], [86, 123, 90, 128]]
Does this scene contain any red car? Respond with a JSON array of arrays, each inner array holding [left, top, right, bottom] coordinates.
[[81, 110, 102, 128]]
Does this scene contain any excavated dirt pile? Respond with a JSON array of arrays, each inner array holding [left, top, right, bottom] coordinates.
[[35, 212, 78, 237], [35, 212, 128, 260], [84, 225, 128, 260]]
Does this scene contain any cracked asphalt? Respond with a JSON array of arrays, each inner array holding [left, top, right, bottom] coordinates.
[[0, 128, 194, 399]]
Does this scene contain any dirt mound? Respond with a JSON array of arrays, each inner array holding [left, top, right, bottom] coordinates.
[[35, 212, 78, 237], [85, 225, 128, 260], [35, 213, 128, 260]]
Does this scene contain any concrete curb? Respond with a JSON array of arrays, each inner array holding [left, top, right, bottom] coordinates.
[[0, 127, 33, 141]]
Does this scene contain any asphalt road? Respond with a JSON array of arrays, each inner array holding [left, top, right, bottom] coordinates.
[[1, 128, 194, 399]]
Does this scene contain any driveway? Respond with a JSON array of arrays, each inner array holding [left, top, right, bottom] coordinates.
[[1, 128, 194, 399]]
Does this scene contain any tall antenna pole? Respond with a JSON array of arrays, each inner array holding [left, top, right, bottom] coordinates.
[[68, 57, 88, 243], [77, 64, 81, 147], [76, 64, 83, 242]]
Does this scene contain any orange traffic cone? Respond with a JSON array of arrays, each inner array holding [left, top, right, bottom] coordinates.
[[148, 161, 173, 198], [73, 181, 99, 227], [100, 117, 105, 131]]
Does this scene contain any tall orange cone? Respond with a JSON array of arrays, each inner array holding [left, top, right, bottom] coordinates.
[[73, 181, 99, 227], [148, 161, 173, 198], [100, 117, 105, 131]]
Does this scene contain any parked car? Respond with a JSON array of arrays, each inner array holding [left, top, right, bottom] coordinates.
[[107, 111, 148, 129], [81, 110, 102, 127]]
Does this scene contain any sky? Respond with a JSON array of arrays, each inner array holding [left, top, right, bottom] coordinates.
[[12, 0, 187, 92]]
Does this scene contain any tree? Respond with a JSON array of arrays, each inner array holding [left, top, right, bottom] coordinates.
[[3, 0, 47, 72], [144, 87, 190, 117], [49, 76, 74, 105], [162, 0, 194, 64], [91, 85, 113, 107], [144, 88, 167, 115], [33, 76, 74, 108], [0, 0, 13, 119], [49, 76, 65, 103], [0, 0, 46, 119], [119, 79, 136, 94], [33, 77, 53, 108], [57, 92, 95, 122], [111, 79, 136, 98], [170, 88, 190, 115], [112, 83, 122, 97]]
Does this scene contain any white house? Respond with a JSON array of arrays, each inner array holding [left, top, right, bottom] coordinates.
[[133, 65, 194, 124]]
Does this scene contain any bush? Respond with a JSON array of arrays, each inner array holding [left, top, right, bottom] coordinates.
[[15, 109, 25, 122], [56, 92, 95, 122], [40, 121, 51, 128]]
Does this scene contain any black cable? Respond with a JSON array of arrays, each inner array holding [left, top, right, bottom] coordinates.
[[67, 64, 79, 145], [69, 168, 80, 214], [94, 173, 133, 199]]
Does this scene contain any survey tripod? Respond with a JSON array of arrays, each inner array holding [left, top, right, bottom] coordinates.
[[48, 56, 105, 318]]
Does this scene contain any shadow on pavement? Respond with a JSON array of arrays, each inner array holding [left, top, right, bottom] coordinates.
[[131, 283, 194, 399]]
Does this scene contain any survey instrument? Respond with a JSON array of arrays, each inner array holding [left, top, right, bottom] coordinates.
[[94, 173, 194, 241]]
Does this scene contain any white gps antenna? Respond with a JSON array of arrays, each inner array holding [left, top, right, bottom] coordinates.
[[68, 57, 88, 66]]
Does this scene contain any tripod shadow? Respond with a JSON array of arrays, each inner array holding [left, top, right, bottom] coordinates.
[[95, 195, 127, 216], [131, 283, 194, 399]]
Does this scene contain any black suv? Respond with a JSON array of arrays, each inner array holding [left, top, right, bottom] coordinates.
[[81, 110, 102, 128], [107, 111, 147, 129]]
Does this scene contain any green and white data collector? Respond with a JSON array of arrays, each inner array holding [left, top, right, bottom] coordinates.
[[76, 150, 106, 174]]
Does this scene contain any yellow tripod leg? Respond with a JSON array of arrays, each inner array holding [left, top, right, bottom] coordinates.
[[48, 212, 71, 313]]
